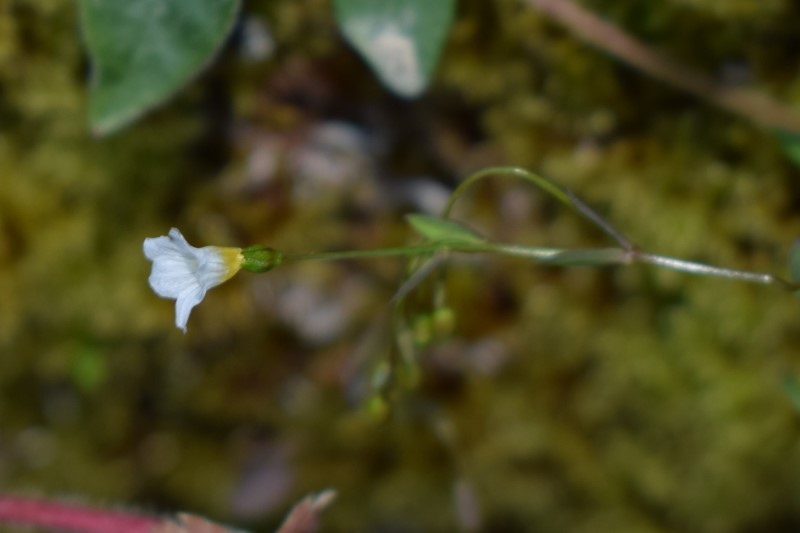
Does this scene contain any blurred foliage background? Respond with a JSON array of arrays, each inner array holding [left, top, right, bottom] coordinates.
[[3, 0, 800, 531]]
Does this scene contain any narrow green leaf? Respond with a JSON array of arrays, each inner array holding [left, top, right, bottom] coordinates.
[[332, 0, 455, 98], [406, 214, 485, 244], [789, 239, 800, 283], [79, 0, 241, 135]]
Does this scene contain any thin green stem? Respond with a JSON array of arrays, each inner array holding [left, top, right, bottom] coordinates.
[[286, 241, 596, 264], [284, 240, 797, 291], [634, 252, 797, 289], [443, 166, 573, 217], [483, 243, 632, 265], [443, 166, 636, 250], [437, 166, 798, 290], [285, 244, 453, 262], [565, 189, 636, 250]]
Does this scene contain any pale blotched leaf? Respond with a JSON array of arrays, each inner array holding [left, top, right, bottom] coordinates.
[[333, 0, 455, 98]]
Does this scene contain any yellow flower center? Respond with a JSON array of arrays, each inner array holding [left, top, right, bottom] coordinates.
[[213, 246, 244, 283]]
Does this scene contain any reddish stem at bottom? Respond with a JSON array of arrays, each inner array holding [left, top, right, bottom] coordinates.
[[0, 495, 158, 533]]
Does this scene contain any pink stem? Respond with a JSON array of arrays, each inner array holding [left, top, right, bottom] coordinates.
[[0, 495, 159, 533]]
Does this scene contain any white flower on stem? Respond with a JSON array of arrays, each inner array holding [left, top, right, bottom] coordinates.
[[143, 228, 243, 332]]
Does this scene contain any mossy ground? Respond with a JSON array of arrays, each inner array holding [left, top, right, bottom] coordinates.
[[2, 1, 800, 531]]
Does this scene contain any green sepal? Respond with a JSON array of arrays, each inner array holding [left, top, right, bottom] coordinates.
[[241, 245, 284, 273], [406, 214, 485, 244]]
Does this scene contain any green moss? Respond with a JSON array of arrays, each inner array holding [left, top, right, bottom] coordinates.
[[3, 0, 800, 531]]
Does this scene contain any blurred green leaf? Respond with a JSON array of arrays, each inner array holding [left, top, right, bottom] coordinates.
[[782, 375, 800, 413], [789, 239, 800, 283], [775, 130, 800, 168], [332, 0, 455, 98], [79, 0, 240, 135], [406, 214, 485, 244], [70, 347, 107, 394]]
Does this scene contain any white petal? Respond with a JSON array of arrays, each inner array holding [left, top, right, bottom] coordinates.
[[175, 286, 206, 333], [148, 258, 197, 298], [143, 228, 191, 259], [143, 235, 172, 261], [168, 227, 189, 245], [149, 269, 198, 299]]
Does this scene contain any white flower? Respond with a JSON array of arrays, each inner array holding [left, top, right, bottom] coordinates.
[[143, 228, 243, 332]]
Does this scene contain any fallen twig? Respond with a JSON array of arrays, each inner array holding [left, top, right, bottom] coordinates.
[[525, 0, 800, 133]]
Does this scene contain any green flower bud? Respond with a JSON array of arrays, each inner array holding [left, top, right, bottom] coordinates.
[[432, 306, 456, 337], [241, 245, 284, 273], [365, 395, 390, 422]]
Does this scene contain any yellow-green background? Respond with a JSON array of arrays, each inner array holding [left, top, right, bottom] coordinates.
[[2, 1, 800, 531]]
